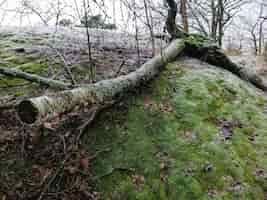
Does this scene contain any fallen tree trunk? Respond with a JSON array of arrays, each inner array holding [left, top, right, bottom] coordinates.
[[17, 39, 185, 124], [183, 36, 267, 91], [164, 0, 267, 91], [0, 66, 72, 90]]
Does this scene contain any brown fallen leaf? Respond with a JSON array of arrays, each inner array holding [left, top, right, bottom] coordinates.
[[80, 157, 90, 170]]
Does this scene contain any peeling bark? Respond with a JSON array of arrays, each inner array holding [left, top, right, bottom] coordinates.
[[0, 66, 72, 90], [18, 39, 185, 124]]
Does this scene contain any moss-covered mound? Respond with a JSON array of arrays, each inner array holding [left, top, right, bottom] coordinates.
[[84, 58, 267, 199]]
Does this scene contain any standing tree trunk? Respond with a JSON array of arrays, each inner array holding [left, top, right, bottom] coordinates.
[[144, 0, 156, 56], [165, 0, 186, 39], [83, 0, 95, 83], [217, 0, 224, 47], [180, 0, 189, 33], [211, 0, 218, 41], [133, 0, 141, 67]]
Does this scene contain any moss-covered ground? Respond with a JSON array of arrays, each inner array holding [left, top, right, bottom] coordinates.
[[0, 35, 51, 96], [82, 59, 267, 199], [1, 30, 267, 199]]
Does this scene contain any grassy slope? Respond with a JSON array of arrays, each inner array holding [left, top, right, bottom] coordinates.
[[1, 30, 267, 199], [83, 59, 267, 199]]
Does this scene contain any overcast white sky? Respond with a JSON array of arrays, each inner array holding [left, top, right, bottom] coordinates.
[[0, 0, 267, 50], [0, 0, 131, 27], [0, 0, 263, 27]]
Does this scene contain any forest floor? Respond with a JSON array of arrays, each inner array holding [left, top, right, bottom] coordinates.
[[0, 26, 266, 199], [0, 26, 159, 200]]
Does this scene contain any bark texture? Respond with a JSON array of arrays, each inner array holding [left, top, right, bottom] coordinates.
[[180, 0, 189, 33], [165, 0, 187, 39], [0, 66, 71, 90], [18, 39, 185, 124]]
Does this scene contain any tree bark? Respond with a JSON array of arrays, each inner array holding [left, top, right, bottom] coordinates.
[[211, 0, 217, 41], [180, 0, 189, 33], [0, 66, 72, 90], [17, 39, 185, 124], [217, 0, 224, 47], [165, 0, 187, 39]]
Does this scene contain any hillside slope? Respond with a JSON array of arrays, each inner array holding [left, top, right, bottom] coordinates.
[[1, 29, 267, 199], [84, 58, 267, 199]]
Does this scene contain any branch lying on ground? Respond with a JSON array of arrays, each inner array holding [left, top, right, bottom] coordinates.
[[0, 66, 72, 90], [17, 39, 185, 124], [114, 60, 126, 77]]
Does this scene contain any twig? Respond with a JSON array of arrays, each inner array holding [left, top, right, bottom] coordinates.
[[93, 166, 134, 180], [46, 44, 77, 86], [76, 105, 99, 142], [76, 101, 115, 142], [38, 155, 70, 200], [0, 95, 18, 110], [0, 102, 18, 110], [115, 60, 126, 77], [88, 148, 111, 161]]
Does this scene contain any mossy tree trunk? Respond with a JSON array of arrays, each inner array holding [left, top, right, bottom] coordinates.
[[184, 37, 267, 91], [165, 0, 267, 91]]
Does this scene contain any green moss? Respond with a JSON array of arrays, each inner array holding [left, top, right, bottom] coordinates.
[[0, 74, 28, 88], [2, 55, 32, 65], [0, 41, 13, 48], [184, 34, 210, 48], [10, 38, 27, 44], [81, 59, 267, 199], [0, 46, 49, 96], [0, 59, 49, 89], [17, 60, 48, 74]]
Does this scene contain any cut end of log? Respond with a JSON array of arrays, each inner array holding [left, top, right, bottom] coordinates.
[[17, 100, 39, 124]]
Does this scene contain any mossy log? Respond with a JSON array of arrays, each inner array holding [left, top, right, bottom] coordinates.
[[183, 35, 267, 91], [165, 0, 267, 91], [17, 39, 185, 124], [0, 66, 72, 90]]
